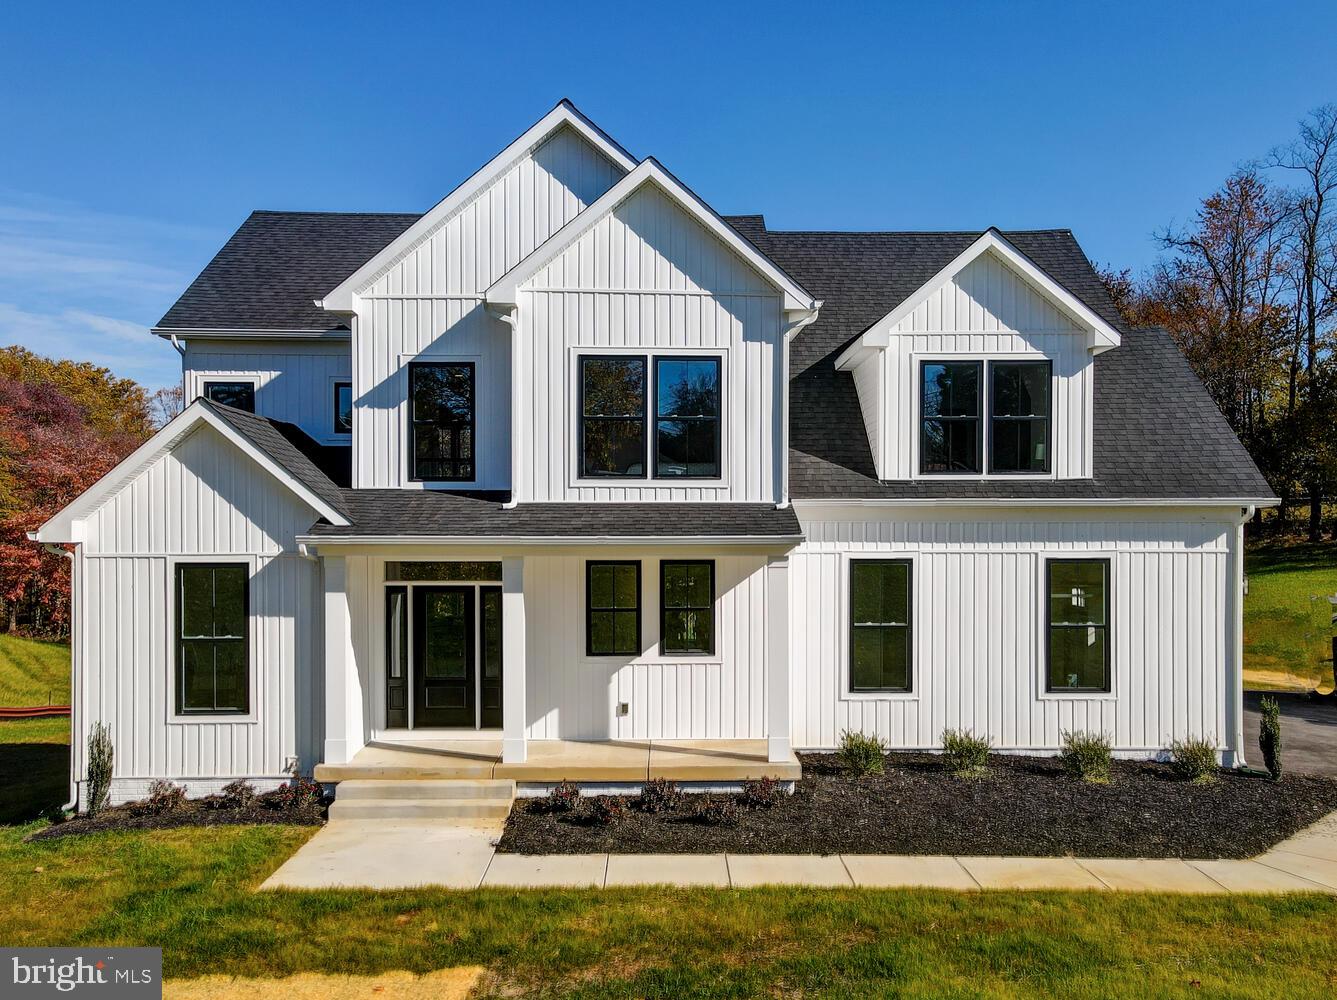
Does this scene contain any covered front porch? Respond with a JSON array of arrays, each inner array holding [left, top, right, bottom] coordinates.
[[314, 737, 801, 784], [312, 525, 799, 773]]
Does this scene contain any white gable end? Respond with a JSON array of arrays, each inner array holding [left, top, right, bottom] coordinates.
[[362, 126, 626, 298]]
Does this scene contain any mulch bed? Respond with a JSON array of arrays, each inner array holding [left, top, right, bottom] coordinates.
[[27, 797, 325, 841], [497, 753, 1337, 859]]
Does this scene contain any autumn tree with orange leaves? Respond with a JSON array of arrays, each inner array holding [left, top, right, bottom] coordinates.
[[0, 346, 152, 636]]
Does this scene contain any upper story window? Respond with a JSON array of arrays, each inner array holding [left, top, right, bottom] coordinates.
[[578, 353, 722, 482], [409, 361, 474, 482], [202, 380, 255, 413], [333, 381, 353, 435], [580, 357, 646, 478], [920, 361, 981, 474], [990, 362, 1051, 474], [654, 358, 720, 479], [919, 360, 1053, 476]]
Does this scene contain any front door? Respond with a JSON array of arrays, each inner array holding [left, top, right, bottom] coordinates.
[[412, 586, 475, 728]]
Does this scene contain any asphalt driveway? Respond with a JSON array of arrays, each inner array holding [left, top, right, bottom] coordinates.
[[1243, 691, 1337, 777]]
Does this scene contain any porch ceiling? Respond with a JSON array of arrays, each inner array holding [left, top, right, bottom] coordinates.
[[314, 739, 801, 783]]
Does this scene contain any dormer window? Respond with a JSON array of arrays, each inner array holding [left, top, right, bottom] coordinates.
[[920, 361, 982, 474], [990, 361, 1051, 474], [919, 359, 1053, 476]]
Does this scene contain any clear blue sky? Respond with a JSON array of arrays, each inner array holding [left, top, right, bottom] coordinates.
[[4, 1, 1335, 389]]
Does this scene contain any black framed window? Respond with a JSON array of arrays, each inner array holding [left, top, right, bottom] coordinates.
[[580, 356, 646, 478], [654, 357, 721, 478], [920, 361, 981, 474], [850, 560, 912, 692], [409, 361, 474, 481], [334, 380, 353, 435], [202, 381, 255, 413], [176, 563, 248, 715], [587, 561, 641, 656], [1046, 559, 1110, 692], [990, 361, 1051, 473], [660, 561, 714, 655]]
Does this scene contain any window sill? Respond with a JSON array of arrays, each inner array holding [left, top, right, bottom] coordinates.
[[168, 714, 258, 725], [1038, 691, 1117, 702], [571, 479, 730, 490], [580, 656, 723, 667], [844, 691, 919, 702]]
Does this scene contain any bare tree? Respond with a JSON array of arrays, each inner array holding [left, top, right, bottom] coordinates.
[[1268, 104, 1337, 540], [148, 385, 184, 428]]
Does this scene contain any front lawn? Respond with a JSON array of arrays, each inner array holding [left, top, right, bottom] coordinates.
[[501, 753, 1337, 859], [0, 823, 1334, 997], [1245, 541, 1337, 692], [0, 634, 70, 706]]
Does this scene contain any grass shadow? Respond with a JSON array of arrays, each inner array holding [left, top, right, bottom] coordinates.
[[0, 740, 68, 824]]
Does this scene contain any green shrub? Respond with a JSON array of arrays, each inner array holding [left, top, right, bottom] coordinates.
[[637, 778, 684, 813], [1169, 737, 1219, 783], [532, 779, 581, 814], [941, 728, 992, 777], [85, 721, 113, 816], [1259, 695, 1282, 780], [836, 729, 887, 777], [219, 779, 257, 810], [1059, 730, 1113, 783]]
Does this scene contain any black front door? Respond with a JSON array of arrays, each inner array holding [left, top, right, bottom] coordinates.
[[413, 586, 475, 728]]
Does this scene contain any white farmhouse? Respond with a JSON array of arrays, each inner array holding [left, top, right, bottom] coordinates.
[[35, 102, 1275, 806]]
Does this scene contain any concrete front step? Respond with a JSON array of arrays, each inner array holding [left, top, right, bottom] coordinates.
[[328, 798, 513, 821], [334, 778, 515, 801]]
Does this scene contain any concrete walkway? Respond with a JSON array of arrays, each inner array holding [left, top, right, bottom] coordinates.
[[261, 809, 1337, 894]]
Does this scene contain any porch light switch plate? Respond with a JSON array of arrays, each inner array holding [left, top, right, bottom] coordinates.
[[617, 702, 629, 716]]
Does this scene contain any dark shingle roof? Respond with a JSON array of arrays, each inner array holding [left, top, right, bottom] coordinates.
[[157, 211, 420, 331], [736, 225, 1274, 502], [201, 399, 352, 520], [165, 212, 1273, 504], [305, 491, 801, 540]]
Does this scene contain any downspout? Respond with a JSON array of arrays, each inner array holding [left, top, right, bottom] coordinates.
[[495, 307, 521, 509], [777, 302, 822, 509], [169, 333, 187, 404], [42, 541, 79, 812], [1228, 505, 1255, 768]]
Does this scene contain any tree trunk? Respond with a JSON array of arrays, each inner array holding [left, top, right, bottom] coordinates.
[[1309, 485, 1323, 542]]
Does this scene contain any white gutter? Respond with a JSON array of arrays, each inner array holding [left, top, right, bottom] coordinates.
[[792, 496, 1281, 509], [493, 306, 521, 509], [777, 302, 822, 510]]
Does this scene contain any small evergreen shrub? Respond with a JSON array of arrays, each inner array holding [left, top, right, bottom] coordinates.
[[1259, 695, 1282, 780], [85, 721, 113, 816], [137, 779, 186, 815], [636, 777, 684, 813], [587, 795, 626, 826], [738, 776, 782, 809], [220, 779, 257, 809], [941, 728, 992, 777], [1169, 737, 1219, 783], [1059, 730, 1113, 783], [694, 795, 740, 827], [837, 729, 887, 777]]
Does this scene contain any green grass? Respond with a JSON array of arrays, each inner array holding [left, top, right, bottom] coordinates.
[[0, 634, 70, 705], [1244, 541, 1337, 692], [0, 824, 1333, 997]]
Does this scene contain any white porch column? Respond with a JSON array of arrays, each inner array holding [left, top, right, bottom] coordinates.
[[322, 554, 356, 765], [765, 555, 792, 763], [501, 556, 527, 763]]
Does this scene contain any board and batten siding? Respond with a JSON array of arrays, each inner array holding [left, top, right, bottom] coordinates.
[[867, 249, 1095, 480], [75, 425, 322, 802], [789, 506, 1237, 754], [183, 338, 351, 445], [351, 125, 626, 489], [514, 182, 784, 503]]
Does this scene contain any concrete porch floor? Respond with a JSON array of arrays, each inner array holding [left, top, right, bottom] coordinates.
[[313, 738, 802, 784]]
